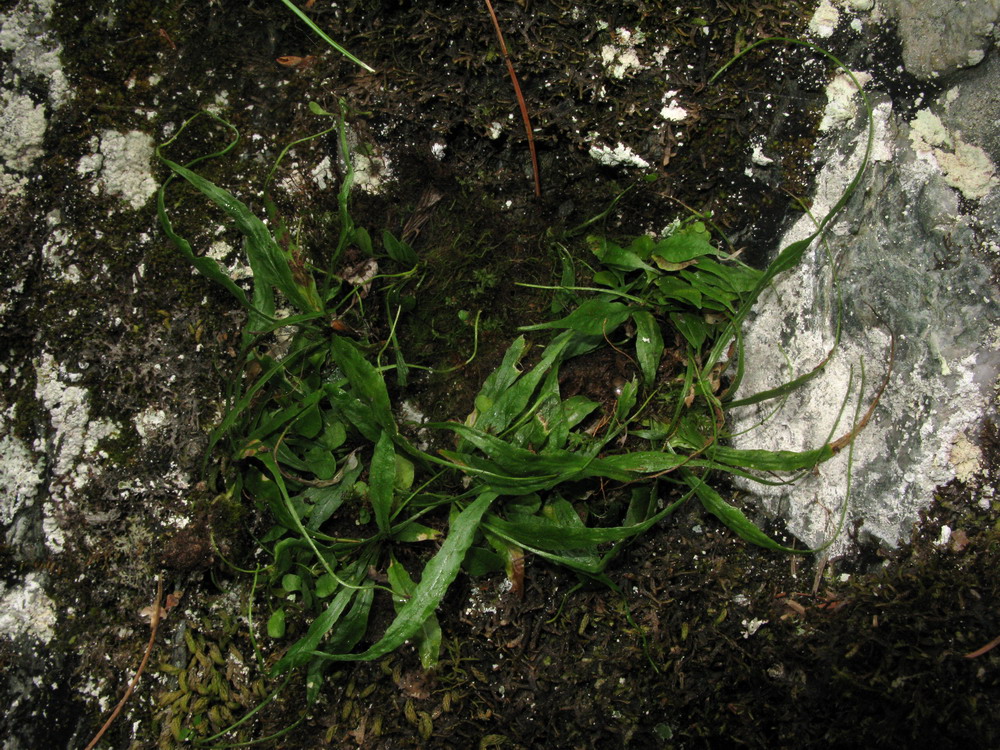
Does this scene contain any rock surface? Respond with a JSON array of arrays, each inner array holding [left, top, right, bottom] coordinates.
[[889, 0, 1000, 81], [731, 0, 999, 556]]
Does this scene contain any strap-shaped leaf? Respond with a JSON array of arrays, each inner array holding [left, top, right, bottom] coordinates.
[[328, 335, 396, 434], [270, 574, 363, 675], [519, 298, 632, 336], [687, 472, 802, 553], [369, 430, 396, 533], [706, 443, 835, 472], [632, 310, 664, 388], [159, 156, 321, 314], [464, 334, 573, 449], [310, 492, 496, 662]]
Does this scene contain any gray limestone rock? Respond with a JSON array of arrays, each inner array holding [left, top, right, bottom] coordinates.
[[730, 3, 1000, 557], [886, 0, 1000, 80]]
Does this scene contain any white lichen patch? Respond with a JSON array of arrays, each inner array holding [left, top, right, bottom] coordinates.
[[731, 96, 993, 557], [949, 433, 982, 483], [310, 155, 335, 191], [588, 140, 650, 169], [0, 90, 46, 196], [660, 90, 687, 122], [0, 0, 69, 107], [0, 572, 57, 643], [77, 130, 158, 210], [0, 409, 43, 530], [352, 151, 394, 194], [740, 618, 768, 638], [134, 406, 168, 444], [818, 71, 872, 132], [909, 110, 998, 200], [40, 225, 85, 283], [750, 142, 775, 167], [808, 0, 840, 38], [206, 239, 252, 282], [33, 354, 119, 552], [600, 27, 645, 79], [0, 0, 68, 196]]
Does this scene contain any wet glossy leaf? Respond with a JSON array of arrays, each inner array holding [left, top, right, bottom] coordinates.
[[369, 430, 396, 532], [315, 573, 337, 598], [306, 455, 361, 530], [671, 312, 710, 350], [305, 445, 338, 480], [271, 584, 359, 674], [383, 229, 418, 266], [652, 221, 717, 264], [159, 149, 322, 314], [632, 310, 664, 388], [589, 235, 655, 272], [310, 492, 495, 662], [329, 335, 396, 434], [353, 226, 373, 256], [267, 608, 286, 638], [688, 474, 800, 553], [519, 298, 631, 337], [654, 275, 703, 307]]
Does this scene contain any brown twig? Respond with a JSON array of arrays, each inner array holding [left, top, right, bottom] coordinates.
[[829, 319, 896, 454], [483, 0, 542, 198], [84, 577, 164, 750], [964, 634, 1000, 659]]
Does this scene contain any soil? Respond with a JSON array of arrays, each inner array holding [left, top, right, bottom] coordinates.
[[1, 0, 998, 748]]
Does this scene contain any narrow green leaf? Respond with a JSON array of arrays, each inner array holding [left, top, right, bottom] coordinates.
[[519, 298, 631, 337], [271, 585, 358, 674], [476, 336, 528, 408], [369, 430, 396, 533], [688, 473, 801, 553], [246, 388, 326, 445], [671, 312, 709, 350], [329, 335, 396, 434], [707, 443, 835, 472], [306, 453, 362, 530], [159, 156, 321, 313], [589, 236, 656, 272], [391, 521, 441, 543], [267, 608, 286, 638], [462, 546, 505, 576], [686, 256, 761, 292], [632, 310, 664, 388], [325, 585, 374, 653], [310, 492, 496, 662], [654, 275, 703, 307], [469, 334, 571, 438], [278, 0, 375, 72], [325, 385, 382, 442], [383, 230, 418, 266]]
